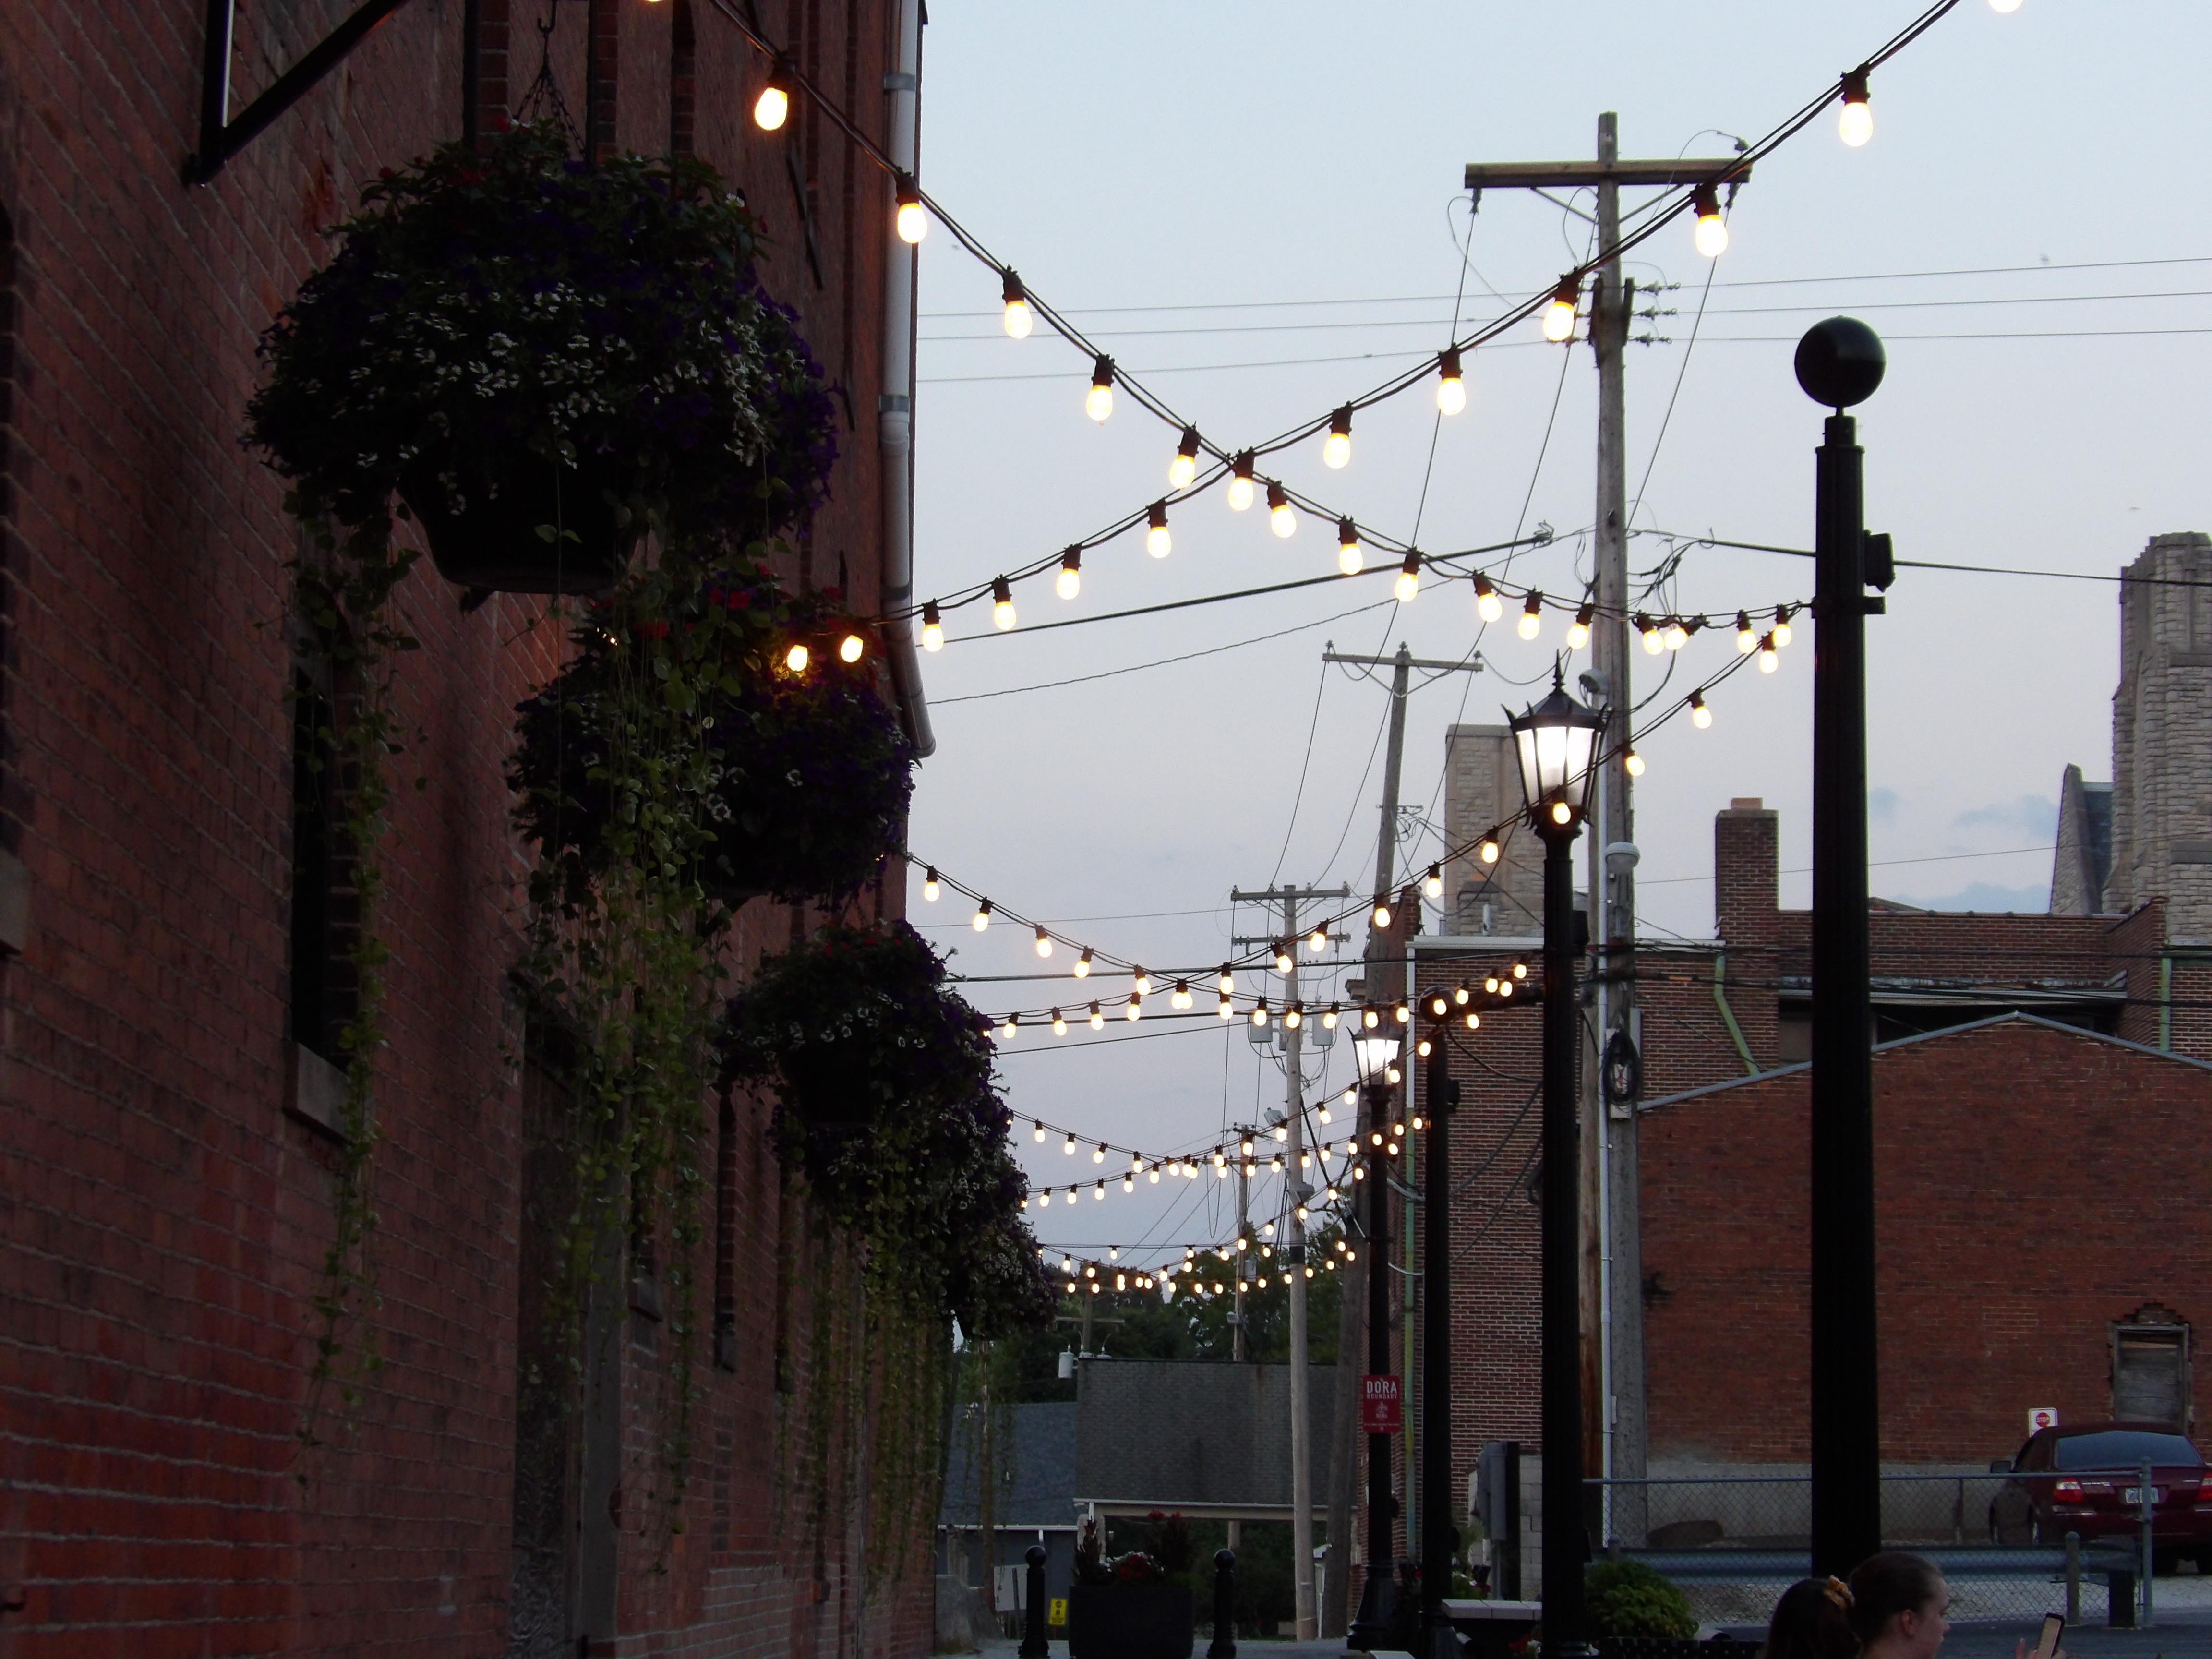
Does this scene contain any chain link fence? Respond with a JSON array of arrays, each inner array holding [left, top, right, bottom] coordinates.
[[1583, 1471, 2212, 1628]]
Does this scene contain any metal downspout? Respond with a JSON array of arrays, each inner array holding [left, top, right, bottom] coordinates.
[[1711, 953, 1758, 1077], [878, 0, 934, 757]]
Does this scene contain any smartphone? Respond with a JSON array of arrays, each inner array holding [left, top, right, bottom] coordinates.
[[2033, 1612, 2064, 1659]]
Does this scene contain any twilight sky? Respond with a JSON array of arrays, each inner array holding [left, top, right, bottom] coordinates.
[[893, 0, 2212, 1271]]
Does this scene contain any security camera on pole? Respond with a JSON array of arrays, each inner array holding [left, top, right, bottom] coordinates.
[[1507, 668, 1607, 1659], [1794, 315, 1893, 1577]]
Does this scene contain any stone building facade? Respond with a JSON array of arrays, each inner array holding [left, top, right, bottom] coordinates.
[[0, 2, 936, 1656]]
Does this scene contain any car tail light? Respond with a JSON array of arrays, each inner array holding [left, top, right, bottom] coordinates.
[[2053, 1479, 2084, 1503], [2199, 1473, 2212, 1501]]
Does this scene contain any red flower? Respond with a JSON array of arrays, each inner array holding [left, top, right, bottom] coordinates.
[[731, 592, 753, 609]]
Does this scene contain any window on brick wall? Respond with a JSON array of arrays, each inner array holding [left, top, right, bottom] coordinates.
[[288, 663, 358, 1064]]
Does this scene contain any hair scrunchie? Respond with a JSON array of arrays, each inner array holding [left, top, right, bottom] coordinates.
[[1822, 1575, 1855, 1611]]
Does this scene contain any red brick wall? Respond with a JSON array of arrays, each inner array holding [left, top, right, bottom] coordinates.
[[1641, 1017, 2212, 1465], [0, 1, 927, 1654]]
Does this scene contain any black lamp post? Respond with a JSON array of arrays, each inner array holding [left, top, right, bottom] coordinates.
[[1508, 667, 1605, 1659], [1794, 315, 1888, 1576], [1348, 1024, 1402, 1650], [1419, 1030, 1462, 1659]]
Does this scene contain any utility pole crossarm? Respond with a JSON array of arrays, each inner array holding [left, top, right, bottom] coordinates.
[[1463, 159, 1750, 192], [1322, 651, 1483, 674]]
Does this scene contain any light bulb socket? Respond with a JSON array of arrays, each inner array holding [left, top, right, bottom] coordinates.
[[1524, 589, 1543, 617], [992, 575, 1013, 606], [1475, 575, 1496, 601], [922, 601, 940, 627], [1400, 550, 1422, 580], [1554, 274, 1582, 306], [1232, 450, 1254, 481], [1001, 267, 1025, 306], [1692, 182, 1721, 219], [1061, 546, 1081, 576], [1841, 67, 1870, 106], [1338, 516, 1358, 547], [895, 171, 922, 210], [1149, 500, 1169, 533], [1329, 405, 1352, 440], [1090, 353, 1115, 391], [1440, 346, 1462, 380], [1176, 424, 1200, 462], [1266, 479, 1288, 513]]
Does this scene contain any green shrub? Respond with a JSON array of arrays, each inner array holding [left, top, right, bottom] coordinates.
[[1585, 1559, 1696, 1639]]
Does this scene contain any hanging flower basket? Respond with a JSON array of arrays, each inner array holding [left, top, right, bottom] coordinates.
[[245, 123, 839, 594], [718, 922, 1053, 1336], [511, 571, 914, 908]]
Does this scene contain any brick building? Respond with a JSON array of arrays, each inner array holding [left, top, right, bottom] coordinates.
[[1403, 533, 2212, 1555], [0, 2, 939, 1655]]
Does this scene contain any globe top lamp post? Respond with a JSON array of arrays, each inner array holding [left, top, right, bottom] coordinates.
[[1510, 665, 1606, 1659], [1347, 1022, 1405, 1650]]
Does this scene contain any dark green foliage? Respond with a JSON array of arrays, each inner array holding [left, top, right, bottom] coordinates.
[[1587, 1558, 1697, 1640]]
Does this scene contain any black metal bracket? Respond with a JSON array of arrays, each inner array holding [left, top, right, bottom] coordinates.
[[186, 0, 419, 186]]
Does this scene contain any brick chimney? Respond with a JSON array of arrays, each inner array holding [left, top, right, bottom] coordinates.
[[1716, 799, 1779, 946]]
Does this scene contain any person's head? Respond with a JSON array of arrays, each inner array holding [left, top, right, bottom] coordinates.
[[1849, 1551, 1950, 1656], [1761, 1577, 1859, 1659]]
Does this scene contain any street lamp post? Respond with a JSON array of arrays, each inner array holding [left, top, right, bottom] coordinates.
[[1509, 668, 1606, 1659], [1348, 1027, 1402, 1650], [1795, 316, 1889, 1576], [1420, 1032, 1462, 1659]]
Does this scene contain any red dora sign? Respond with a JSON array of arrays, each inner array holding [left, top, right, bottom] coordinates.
[[1361, 1373, 1402, 1435]]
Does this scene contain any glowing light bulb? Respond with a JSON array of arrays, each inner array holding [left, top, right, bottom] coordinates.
[[1089, 1002, 1104, 1030], [1146, 500, 1173, 559], [1512, 961, 1527, 980], [1169, 425, 1200, 491], [1689, 690, 1712, 729], [1252, 1000, 1269, 1028], [1395, 551, 1421, 604], [1475, 575, 1503, 624], [1218, 996, 1234, 1020], [1759, 633, 1779, 673], [920, 601, 943, 653], [1338, 518, 1362, 576], [1662, 618, 1688, 652], [1267, 481, 1297, 539], [1362, 1006, 1379, 1030], [1057, 547, 1082, 600], [1092, 1143, 1106, 1164], [894, 174, 927, 243], [1218, 965, 1235, 995], [991, 576, 1016, 632], [1567, 603, 1593, 651], [1372, 898, 1393, 930], [1735, 611, 1756, 653], [1126, 996, 1142, 1022], [1226, 452, 1255, 512], [1480, 839, 1500, 865], [1990, 0, 2020, 10], [922, 867, 939, 902], [1518, 591, 1543, 641], [1285, 1005, 1302, 1030], [1425, 863, 1443, 900], [1052, 1010, 1067, 1035], [1172, 980, 1192, 1010], [782, 642, 810, 673], [1309, 928, 1328, 952], [1543, 276, 1580, 343], [1130, 969, 1151, 999], [1274, 941, 1294, 973], [1085, 355, 1115, 422], [1624, 747, 1645, 778], [1551, 801, 1573, 826], [1074, 949, 1093, 979], [1395, 1003, 1410, 1025], [753, 61, 792, 131], [1437, 347, 1466, 415], [973, 900, 992, 932], [838, 633, 864, 664], [1035, 926, 1053, 959], [1322, 405, 1352, 469], [1466, 1010, 1481, 1030], [1033, 1120, 1046, 1142], [1692, 184, 1729, 258], [1838, 71, 1873, 147], [1637, 613, 1664, 655], [999, 269, 1033, 339], [1001, 1015, 1019, 1040], [1773, 606, 1794, 648]]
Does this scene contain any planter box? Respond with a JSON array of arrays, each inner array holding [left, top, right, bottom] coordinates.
[[399, 449, 637, 595], [1066, 1582, 1193, 1659]]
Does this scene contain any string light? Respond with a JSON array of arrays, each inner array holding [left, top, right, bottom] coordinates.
[[1218, 964, 1236, 995], [1169, 426, 1200, 491], [1251, 999, 1270, 1028], [1132, 968, 1151, 996], [1692, 183, 1729, 258], [922, 867, 940, 902], [784, 642, 810, 673], [1838, 69, 1873, 147], [1372, 896, 1393, 929], [894, 173, 927, 243], [1226, 451, 1255, 512], [1567, 603, 1593, 651], [1074, 949, 1093, 979], [1518, 591, 1543, 641], [1465, 1010, 1481, 1030], [1424, 864, 1444, 900], [1034, 1120, 1046, 1142], [1637, 613, 1664, 655], [1146, 500, 1174, 560], [1690, 689, 1713, 729], [1542, 276, 1580, 343], [1267, 481, 1297, 539], [1437, 348, 1467, 416], [972, 899, 993, 932], [1089, 1002, 1105, 1030], [1663, 617, 1690, 652], [1052, 1009, 1067, 1035], [1093, 1143, 1106, 1164], [1273, 940, 1295, 974], [1338, 518, 1363, 576], [1481, 838, 1500, 864], [1171, 980, 1192, 1010], [839, 632, 865, 663], [1001, 1014, 1019, 1040], [1064, 1132, 1078, 1155], [1624, 747, 1646, 778], [920, 602, 943, 653], [1310, 927, 1330, 953], [1034, 926, 1053, 958], [1054, 546, 1082, 601], [992, 577, 1016, 631], [1218, 994, 1234, 1021], [1126, 995, 1142, 1022], [1000, 268, 1033, 339], [1361, 1006, 1380, 1030], [1285, 1004, 1303, 1030], [1322, 1004, 1341, 1030], [1322, 406, 1353, 469], [1085, 355, 1116, 423], [1773, 605, 1794, 648], [1735, 611, 1757, 654], [1474, 575, 1503, 625], [752, 58, 792, 130], [1758, 632, 1780, 673], [1395, 552, 1421, 604]]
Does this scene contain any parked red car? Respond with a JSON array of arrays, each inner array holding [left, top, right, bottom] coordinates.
[[1989, 1422, 2212, 1571]]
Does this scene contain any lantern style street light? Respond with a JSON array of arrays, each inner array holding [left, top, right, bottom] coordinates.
[[1348, 1026, 1402, 1650], [1508, 667, 1605, 1659]]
